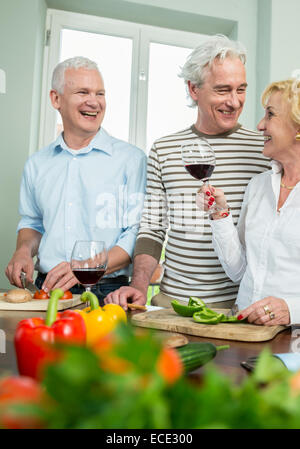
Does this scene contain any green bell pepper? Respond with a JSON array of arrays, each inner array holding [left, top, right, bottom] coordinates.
[[171, 300, 204, 317], [193, 308, 247, 325], [193, 311, 225, 324], [188, 297, 206, 308]]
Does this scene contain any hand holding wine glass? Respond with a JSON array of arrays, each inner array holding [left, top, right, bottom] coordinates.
[[196, 184, 229, 216], [71, 241, 108, 293], [182, 139, 217, 214]]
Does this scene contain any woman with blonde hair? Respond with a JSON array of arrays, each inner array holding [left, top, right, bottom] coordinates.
[[197, 76, 300, 326]]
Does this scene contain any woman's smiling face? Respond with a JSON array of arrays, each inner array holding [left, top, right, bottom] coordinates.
[[257, 91, 299, 162]]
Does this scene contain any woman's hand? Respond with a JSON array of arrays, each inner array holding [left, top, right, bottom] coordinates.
[[238, 297, 290, 326], [196, 185, 229, 214]]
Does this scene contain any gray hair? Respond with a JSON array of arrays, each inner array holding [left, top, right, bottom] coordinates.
[[179, 34, 247, 107], [51, 56, 102, 93]]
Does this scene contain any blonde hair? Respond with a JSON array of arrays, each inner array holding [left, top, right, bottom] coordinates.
[[261, 78, 300, 125]]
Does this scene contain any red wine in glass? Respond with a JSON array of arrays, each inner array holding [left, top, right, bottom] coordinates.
[[184, 163, 215, 181], [72, 268, 106, 286], [70, 240, 108, 292]]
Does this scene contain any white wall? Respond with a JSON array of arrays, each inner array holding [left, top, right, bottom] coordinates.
[[270, 0, 300, 80], [255, 0, 300, 124], [0, 0, 47, 289]]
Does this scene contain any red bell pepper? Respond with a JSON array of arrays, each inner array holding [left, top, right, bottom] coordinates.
[[14, 288, 86, 380]]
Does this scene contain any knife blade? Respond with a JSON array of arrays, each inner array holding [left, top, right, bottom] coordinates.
[[226, 303, 239, 317], [20, 271, 39, 293]]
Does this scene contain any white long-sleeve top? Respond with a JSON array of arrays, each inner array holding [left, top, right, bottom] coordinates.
[[210, 161, 300, 324]]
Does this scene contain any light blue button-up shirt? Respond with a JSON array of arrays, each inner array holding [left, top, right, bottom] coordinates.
[[17, 128, 147, 277]]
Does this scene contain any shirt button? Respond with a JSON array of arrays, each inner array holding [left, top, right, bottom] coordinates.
[[67, 226, 71, 230], [73, 157, 77, 160], [68, 202, 72, 206]]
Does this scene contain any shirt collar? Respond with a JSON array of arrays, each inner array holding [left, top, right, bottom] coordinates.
[[191, 123, 242, 138], [270, 160, 283, 174], [53, 127, 113, 156]]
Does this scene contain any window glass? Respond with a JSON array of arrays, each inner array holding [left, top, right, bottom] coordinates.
[[57, 29, 132, 141], [146, 43, 196, 152]]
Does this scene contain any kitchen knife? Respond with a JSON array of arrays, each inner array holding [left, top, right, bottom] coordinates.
[[20, 271, 39, 293], [226, 303, 239, 317]]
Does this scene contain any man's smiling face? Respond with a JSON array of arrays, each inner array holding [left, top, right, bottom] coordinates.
[[188, 56, 247, 135], [51, 67, 106, 141]]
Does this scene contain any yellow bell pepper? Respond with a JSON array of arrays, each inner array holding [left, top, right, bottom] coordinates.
[[75, 291, 125, 345]]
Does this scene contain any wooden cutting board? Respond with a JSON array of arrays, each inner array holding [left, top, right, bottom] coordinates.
[[0, 293, 82, 311], [131, 308, 287, 342]]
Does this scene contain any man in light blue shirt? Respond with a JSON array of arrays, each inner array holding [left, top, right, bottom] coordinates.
[[6, 56, 146, 302]]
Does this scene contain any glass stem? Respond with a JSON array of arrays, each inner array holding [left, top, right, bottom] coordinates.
[[85, 286, 91, 307]]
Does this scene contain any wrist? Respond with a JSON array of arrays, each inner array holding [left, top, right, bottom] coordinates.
[[130, 280, 148, 297], [130, 283, 147, 295], [15, 246, 33, 259], [131, 255, 158, 297], [210, 207, 230, 221]]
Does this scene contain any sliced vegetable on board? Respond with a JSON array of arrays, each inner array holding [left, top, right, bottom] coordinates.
[[193, 309, 246, 324], [33, 289, 73, 300], [172, 296, 246, 324], [33, 290, 49, 300], [171, 296, 206, 317]]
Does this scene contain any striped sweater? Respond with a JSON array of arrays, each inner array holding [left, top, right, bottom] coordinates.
[[134, 124, 270, 302]]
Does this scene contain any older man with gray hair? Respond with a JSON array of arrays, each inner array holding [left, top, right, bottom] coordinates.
[[6, 56, 147, 304], [105, 34, 270, 310]]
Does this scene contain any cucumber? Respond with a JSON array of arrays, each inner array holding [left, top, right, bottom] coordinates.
[[176, 342, 229, 373]]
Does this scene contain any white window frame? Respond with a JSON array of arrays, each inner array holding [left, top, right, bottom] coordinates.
[[40, 9, 207, 151]]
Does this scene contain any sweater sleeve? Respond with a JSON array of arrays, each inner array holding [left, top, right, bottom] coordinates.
[[133, 143, 169, 262]]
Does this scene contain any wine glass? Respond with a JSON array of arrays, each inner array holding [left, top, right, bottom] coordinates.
[[181, 139, 216, 214], [181, 139, 216, 186], [70, 240, 108, 293]]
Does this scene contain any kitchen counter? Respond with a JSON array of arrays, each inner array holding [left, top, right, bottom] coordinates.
[[0, 306, 297, 382]]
